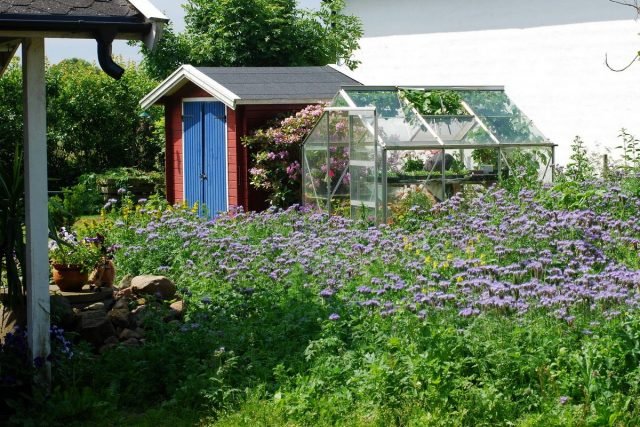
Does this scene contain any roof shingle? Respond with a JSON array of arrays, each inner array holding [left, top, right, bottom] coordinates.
[[0, 0, 142, 19], [196, 66, 361, 102]]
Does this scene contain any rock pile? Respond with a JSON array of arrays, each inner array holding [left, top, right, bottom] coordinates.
[[51, 275, 184, 353]]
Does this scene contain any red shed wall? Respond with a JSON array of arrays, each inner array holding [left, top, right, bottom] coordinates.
[[163, 85, 317, 211]]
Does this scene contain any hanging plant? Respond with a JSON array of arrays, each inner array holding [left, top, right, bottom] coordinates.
[[401, 89, 466, 116]]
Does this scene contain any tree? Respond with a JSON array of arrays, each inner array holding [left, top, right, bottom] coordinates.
[[46, 58, 164, 185], [606, 0, 640, 71], [140, 0, 362, 80], [0, 58, 164, 187]]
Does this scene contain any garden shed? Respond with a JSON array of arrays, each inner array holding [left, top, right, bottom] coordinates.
[[140, 65, 361, 214], [302, 86, 556, 223]]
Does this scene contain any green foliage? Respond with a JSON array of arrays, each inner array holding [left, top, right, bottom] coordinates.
[[140, 0, 363, 80], [403, 156, 425, 172], [242, 104, 324, 207], [95, 168, 164, 192], [402, 89, 466, 116], [61, 174, 103, 218], [47, 59, 164, 186], [0, 146, 25, 310], [48, 230, 104, 273], [616, 128, 640, 173], [0, 58, 163, 188], [0, 60, 23, 175], [388, 184, 436, 229], [564, 136, 595, 182], [48, 196, 75, 231], [14, 147, 640, 426]]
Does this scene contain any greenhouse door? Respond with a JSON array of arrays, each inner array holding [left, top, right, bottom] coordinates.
[[183, 101, 228, 217]]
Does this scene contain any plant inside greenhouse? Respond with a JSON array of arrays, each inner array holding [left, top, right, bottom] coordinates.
[[302, 86, 556, 223]]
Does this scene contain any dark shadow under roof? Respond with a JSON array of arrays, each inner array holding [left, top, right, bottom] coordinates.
[[0, 0, 143, 20], [196, 66, 362, 102]]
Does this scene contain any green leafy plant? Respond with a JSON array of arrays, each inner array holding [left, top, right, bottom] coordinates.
[[95, 168, 163, 190], [243, 104, 325, 207], [564, 136, 595, 182], [401, 89, 466, 116], [471, 148, 498, 168], [0, 146, 26, 310], [48, 230, 104, 273]]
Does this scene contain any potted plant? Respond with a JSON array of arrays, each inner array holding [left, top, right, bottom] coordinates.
[[49, 229, 104, 292]]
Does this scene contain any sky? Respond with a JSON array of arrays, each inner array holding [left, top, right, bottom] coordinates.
[[45, 0, 320, 64]]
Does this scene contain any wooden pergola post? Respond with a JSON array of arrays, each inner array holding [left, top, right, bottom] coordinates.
[[22, 37, 50, 377]]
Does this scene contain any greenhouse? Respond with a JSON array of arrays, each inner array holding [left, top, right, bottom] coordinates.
[[302, 86, 556, 223]]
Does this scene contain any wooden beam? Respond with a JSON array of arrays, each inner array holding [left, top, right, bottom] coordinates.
[[0, 38, 20, 77], [22, 37, 50, 380]]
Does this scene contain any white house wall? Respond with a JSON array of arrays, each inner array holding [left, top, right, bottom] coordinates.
[[342, 0, 640, 164]]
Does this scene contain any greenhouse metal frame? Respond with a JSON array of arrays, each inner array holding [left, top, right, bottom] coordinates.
[[302, 86, 556, 223]]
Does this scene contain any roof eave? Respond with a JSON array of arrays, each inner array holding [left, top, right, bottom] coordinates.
[[235, 98, 331, 106], [128, 0, 169, 50], [140, 65, 241, 110]]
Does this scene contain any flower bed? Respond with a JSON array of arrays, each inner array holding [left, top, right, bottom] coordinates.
[[15, 177, 640, 425]]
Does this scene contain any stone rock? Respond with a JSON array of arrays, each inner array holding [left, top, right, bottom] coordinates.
[[113, 298, 128, 310], [131, 305, 146, 316], [170, 300, 184, 315], [78, 309, 115, 347], [99, 343, 117, 354], [118, 275, 133, 289], [122, 338, 140, 347], [84, 302, 105, 311], [163, 300, 185, 322], [130, 275, 176, 300], [134, 327, 145, 338], [119, 328, 142, 341], [115, 287, 133, 299], [108, 308, 130, 328], [104, 336, 119, 346], [50, 295, 75, 329]]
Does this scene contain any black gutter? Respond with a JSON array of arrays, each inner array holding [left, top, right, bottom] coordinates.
[[0, 19, 150, 34], [95, 28, 124, 80], [0, 17, 152, 80], [0, 14, 144, 23]]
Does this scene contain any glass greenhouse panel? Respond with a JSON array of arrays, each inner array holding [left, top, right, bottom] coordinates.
[[302, 114, 329, 210], [327, 110, 351, 216], [345, 89, 435, 147], [501, 147, 554, 183], [458, 90, 547, 144], [348, 110, 379, 221], [343, 89, 402, 116]]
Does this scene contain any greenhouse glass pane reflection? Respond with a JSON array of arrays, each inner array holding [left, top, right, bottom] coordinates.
[[302, 86, 556, 223]]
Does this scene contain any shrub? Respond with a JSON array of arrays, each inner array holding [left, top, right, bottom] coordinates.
[[242, 104, 324, 207]]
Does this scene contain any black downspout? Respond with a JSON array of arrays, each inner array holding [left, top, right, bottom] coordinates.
[[95, 28, 125, 80]]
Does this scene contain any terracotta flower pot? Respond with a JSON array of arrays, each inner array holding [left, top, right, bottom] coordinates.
[[51, 264, 88, 292]]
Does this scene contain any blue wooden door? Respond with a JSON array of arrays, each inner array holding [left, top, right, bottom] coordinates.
[[183, 101, 227, 217]]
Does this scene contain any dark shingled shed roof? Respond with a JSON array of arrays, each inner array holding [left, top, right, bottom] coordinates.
[[141, 65, 362, 109], [0, 0, 143, 20], [196, 66, 362, 102]]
